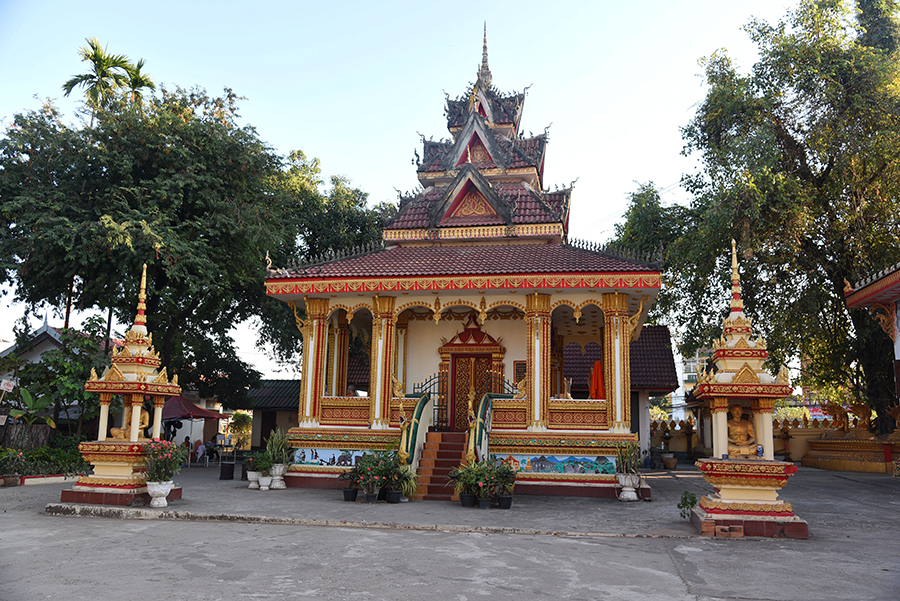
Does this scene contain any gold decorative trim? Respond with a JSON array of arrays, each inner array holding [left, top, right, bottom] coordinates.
[[699, 496, 793, 513], [266, 272, 662, 297], [77, 476, 146, 486], [382, 223, 564, 242]]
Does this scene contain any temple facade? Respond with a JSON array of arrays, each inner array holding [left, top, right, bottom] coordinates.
[[265, 33, 673, 496]]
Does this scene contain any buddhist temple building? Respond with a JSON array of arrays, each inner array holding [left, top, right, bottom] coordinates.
[[265, 32, 676, 496]]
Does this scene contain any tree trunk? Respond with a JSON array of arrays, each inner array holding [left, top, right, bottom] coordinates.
[[3, 423, 52, 451]]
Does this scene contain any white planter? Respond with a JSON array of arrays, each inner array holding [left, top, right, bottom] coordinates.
[[616, 473, 641, 502], [269, 464, 287, 490], [146, 480, 174, 508], [247, 471, 260, 490], [258, 475, 273, 491]]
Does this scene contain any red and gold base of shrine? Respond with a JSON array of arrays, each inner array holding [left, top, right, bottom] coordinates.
[[695, 457, 798, 490]]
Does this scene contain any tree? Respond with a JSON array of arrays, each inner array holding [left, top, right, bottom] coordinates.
[[0, 87, 293, 408], [62, 37, 131, 125], [255, 150, 396, 365], [613, 0, 900, 433]]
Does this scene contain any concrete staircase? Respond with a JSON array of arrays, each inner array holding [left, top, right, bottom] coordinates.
[[413, 431, 467, 501]]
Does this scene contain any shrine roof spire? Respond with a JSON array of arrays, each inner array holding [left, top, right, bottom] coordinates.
[[477, 22, 492, 88], [730, 239, 744, 314]]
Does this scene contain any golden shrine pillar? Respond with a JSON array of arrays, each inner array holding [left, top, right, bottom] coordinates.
[[602, 293, 632, 433], [299, 297, 330, 427], [709, 397, 730, 459], [370, 295, 396, 429], [525, 293, 551, 431]]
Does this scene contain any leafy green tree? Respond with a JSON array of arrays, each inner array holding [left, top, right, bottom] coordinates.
[[256, 150, 396, 365], [62, 37, 131, 125], [613, 0, 900, 433]]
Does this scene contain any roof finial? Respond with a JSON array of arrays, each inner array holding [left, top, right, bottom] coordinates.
[[730, 239, 744, 314], [135, 263, 148, 325], [477, 22, 492, 88]]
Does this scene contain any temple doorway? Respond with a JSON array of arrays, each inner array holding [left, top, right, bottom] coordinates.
[[449, 354, 492, 431]]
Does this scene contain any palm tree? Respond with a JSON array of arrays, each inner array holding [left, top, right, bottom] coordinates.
[[62, 37, 130, 125], [125, 58, 156, 107]]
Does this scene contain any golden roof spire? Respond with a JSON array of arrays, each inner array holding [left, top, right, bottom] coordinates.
[[135, 263, 148, 325], [730, 239, 743, 314], [477, 22, 492, 88]]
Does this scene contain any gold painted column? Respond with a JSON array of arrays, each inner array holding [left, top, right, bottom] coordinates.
[[395, 316, 408, 391], [333, 313, 350, 397], [370, 295, 396, 429], [711, 397, 729, 458], [525, 293, 551, 431], [602, 293, 631, 433], [299, 297, 330, 427], [752, 398, 775, 460], [97, 393, 112, 441]]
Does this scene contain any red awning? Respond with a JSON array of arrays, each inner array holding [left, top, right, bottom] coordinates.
[[162, 396, 222, 421]]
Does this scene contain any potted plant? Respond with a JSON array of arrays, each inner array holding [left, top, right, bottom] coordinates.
[[255, 452, 274, 491], [144, 438, 188, 508], [615, 440, 642, 502], [356, 452, 388, 503], [397, 465, 418, 501], [493, 460, 517, 509], [338, 463, 361, 502], [447, 463, 479, 507], [245, 452, 261, 489], [0, 448, 24, 487], [473, 461, 501, 509], [266, 429, 292, 490]]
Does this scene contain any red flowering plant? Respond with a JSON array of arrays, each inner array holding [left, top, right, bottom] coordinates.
[[355, 449, 396, 495], [145, 439, 188, 483]]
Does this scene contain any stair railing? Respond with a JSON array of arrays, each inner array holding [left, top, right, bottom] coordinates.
[[465, 392, 493, 465], [397, 394, 432, 472], [412, 371, 449, 430]]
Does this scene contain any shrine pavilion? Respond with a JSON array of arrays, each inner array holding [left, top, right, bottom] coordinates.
[[265, 32, 674, 497]]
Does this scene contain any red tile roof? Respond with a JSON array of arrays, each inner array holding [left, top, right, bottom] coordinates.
[[386, 182, 566, 231], [273, 242, 652, 279], [629, 326, 679, 392]]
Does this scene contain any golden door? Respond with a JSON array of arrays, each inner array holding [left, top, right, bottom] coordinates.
[[450, 355, 492, 431]]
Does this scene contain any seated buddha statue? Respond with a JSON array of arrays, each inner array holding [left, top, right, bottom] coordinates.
[[727, 405, 756, 457]]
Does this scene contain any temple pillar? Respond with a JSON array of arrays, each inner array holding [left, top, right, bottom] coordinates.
[[395, 316, 408, 391], [151, 395, 165, 440], [334, 314, 350, 396], [370, 295, 396, 429], [752, 398, 776, 460], [299, 297, 330, 427], [128, 393, 143, 442], [711, 397, 729, 458], [97, 393, 112, 441], [525, 293, 551, 430], [602, 293, 631, 433]]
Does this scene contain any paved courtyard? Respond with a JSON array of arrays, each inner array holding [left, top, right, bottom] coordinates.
[[0, 464, 897, 600]]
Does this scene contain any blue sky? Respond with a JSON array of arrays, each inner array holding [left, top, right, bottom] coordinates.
[[0, 0, 797, 375]]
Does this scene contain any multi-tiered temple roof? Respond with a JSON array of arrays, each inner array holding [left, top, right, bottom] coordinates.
[[268, 29, 656, 291]]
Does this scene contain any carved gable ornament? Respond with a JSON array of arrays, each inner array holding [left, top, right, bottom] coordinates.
[[732, 363, 761, 385]]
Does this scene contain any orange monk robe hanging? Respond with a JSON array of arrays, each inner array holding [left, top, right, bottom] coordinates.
[[589, 361, 605, 399]]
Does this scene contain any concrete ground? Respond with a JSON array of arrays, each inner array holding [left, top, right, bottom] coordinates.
[[0, 463, 897, 600]]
